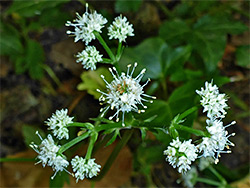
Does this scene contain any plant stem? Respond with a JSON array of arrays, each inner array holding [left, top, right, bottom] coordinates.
[[58, 132, 90, 154], [196, 177, 222, 187], [95, 122, 122, 132], [208, 166, 227, 185], [94, 31, 115, 61], [92, 129, 133, 181], [175, 124, 206, 137], [101, 58, 113, 64], [178, 106, 198, 120], [116, 42, 123, 60], [85, 132, 98, 159], [43, 64, 61, 87], [92, 134, 114, 155], [0, 158, 35, 162], [67, 122, 94, 129]]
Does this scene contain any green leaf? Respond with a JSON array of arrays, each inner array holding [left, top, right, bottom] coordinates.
[[50, 170, 70, 188], [15, 56, 27, 74], [189, 31, 226, 72], [134, 99, 172, 127], [105, 129, 120, 147], [22, 125, 46, 146], [194, 15, 248, 35], [77, 67, 113, 99], [140, 128, 147, 141], [0, 22, 23, 56], [236, 45, 250, 68], [159, 19, 190, 45], [39, 7, 71, 28], [162, 45, 192, 76], [119, 37, 167, 80], [25, 39, 45, 79], [137, 144, 165, 165], [168, 80, 203, 116], [115, 0, 142, 13], [170, 69, 203, 82], [6, 0, 69, 18]]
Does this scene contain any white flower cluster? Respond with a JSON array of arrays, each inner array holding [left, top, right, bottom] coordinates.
[[197, 119, 236, 164], [198, 157, 214, 171], [45, 109, 74, 140], [76, 46, 103, 70], [97, 63, 155, 126], [71, 156, 101, 182], [196, 81, 228, 119], [196, 81, 236, 164], [164, 81, 236, 174], [66, 4, 134, 70], [180, 166, 198, 188], [164, 138, 198, 173], [66, 7, 107, 45], [30, 132, 69, 179], [108, 15, 134, 42]]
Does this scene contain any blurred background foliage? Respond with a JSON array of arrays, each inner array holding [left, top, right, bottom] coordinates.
[[0, 0, 249, 187]]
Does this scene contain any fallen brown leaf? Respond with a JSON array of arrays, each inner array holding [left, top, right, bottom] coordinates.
[[0, 140, 132, 187]]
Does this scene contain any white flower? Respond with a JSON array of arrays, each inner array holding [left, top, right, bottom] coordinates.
[[45, 109, 74, 140], [76, 46, 103, 70], [164, 138, 198, 173], [30, 132, 69, 179], [66, 4, 107, 45], [196, 81, 228, 119], [71, 156, 101, 182], [179, 166, 198, 188], [108, 15, 134, 42], [97, 63, 156, 126], [198, 157, 214, 171], [197, 120, 236, 163]]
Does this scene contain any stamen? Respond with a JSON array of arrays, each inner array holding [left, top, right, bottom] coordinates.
[[122, 112, 125, 126], [127, 64, 131, 76], [96, 89, 109, 96], [85, 3, 89, 12], [225, 121, 236, 128], [112, 67, 120, 77], [109, 68, 119, 81], [135, 68, 146, 80], [142, 79, 150, 88], [51, 172, 58, 180], [36, 131, 43, 140], [130, 63, 137, 77]]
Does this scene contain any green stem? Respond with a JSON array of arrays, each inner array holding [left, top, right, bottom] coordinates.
[[101, 58, 113, 64], [196, 177, 222, 187], [95, 122, 122, 132], [67, 122, 94, 129], [116, 42, 123, 60], [43, 64, 61, 87], [85, 132, 98, 160], [94, 31, 115, 61], [0, 158, 35, 162], [92, 129, 133, 181], [208, 166, 227, 185], [178, 106, 198, 120], [58, 132, 90, 154], [175, 124, 206, 137], [92, 134, 114, 155]]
